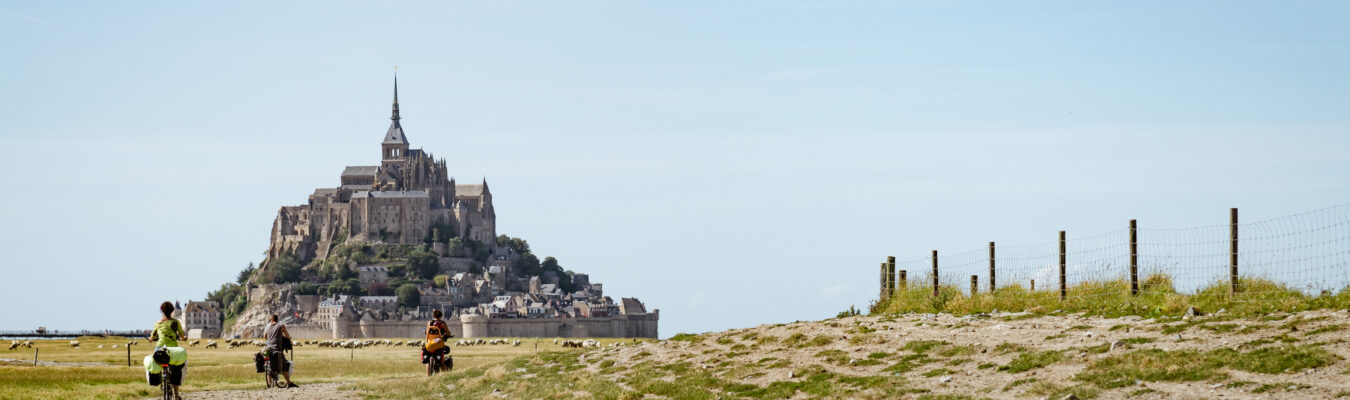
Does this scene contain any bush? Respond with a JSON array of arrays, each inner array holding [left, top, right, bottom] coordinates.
[[294, 283, 321, 296], [433, 275, 449, 288], [408, 248, 439, 279], [368, 281, 390, 296], [836, 305, 861, 318], [261, 255, 303, 284], [397, 284, 420, 308], [326, 278, 365, 296]]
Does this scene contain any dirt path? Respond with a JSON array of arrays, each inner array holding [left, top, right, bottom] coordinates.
[[177, 382, 359, 400]]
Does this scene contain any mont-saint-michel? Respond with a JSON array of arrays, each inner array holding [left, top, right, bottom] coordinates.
[[194, 78, 658, 340]]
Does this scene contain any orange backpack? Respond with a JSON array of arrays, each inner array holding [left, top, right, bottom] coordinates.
[[425, 321, 446, 352]]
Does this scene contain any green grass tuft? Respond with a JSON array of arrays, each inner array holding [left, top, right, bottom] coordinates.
[[998, 350, 1063, 373]]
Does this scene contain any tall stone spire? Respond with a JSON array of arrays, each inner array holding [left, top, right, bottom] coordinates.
[[391, 72, 401, 121], [382, 69, 410, 159]]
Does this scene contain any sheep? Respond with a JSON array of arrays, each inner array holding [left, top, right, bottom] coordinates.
[[188, 340, 200, 347], [513, 340, 521, 347], [69, 340, 80, 348], [7, 343, 18, 351], [205, 341, 218, 349], [112, 344, 119, 348], [97, 345, 105, 349]]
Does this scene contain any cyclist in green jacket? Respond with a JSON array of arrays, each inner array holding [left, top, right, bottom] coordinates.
[[149, 301, 187, 400]]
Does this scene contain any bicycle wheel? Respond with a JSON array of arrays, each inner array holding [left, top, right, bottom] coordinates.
[[161, 374, 171, 400]]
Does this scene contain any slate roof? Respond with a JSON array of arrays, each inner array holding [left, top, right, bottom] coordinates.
[[456, 184, 484, 197], [342, 166, 379, 176], [184, 301, 220, 314], [384, 76, 409, 145], [620, 298, 647, 315], [355, 190, 430, 199], [383, 120, 408, 145]]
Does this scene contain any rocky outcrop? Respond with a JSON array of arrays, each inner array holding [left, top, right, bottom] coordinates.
[[226, 284, 305, 338]]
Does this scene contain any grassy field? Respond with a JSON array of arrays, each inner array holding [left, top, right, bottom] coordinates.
[[0, 336, 635, 399]]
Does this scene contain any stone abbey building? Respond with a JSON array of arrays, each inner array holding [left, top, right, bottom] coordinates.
[[265, 77, 497, 267], [234, 77, 658, 340]]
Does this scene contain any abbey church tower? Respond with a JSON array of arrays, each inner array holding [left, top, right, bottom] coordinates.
[[381, 76, 410, 161]]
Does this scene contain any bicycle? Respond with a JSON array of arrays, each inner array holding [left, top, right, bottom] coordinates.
[[157, 360, 172, 400], [426, 348, 452, 375], [149, 348, 175, 400], [262, 349, 289, 389]]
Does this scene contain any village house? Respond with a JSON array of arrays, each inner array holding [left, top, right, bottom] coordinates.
[[183, 300, 222, 338], [357, 265, 390, 288]]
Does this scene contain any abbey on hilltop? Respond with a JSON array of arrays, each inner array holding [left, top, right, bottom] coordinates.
[[264, 76, 497, 267], [222, 76, 657, 340]]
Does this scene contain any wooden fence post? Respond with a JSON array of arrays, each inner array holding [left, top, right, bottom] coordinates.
[[1230, 208, 1239, 295], [126, 345, 131, 366], [887, 256, 897, 297], [931, 250, 939, 298], [1059, 230, 1067, 302], [880, 262, 887, 299], [34, 348, 38, 366], [899, 270, 907, 289], [1030, 279, 1035, 291], [970, 275, 978, 296], [988, 242, 996, 293], [1130, 219, 1139, 296]]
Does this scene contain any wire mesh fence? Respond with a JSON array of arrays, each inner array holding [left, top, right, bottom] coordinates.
[[876, 204, 1350, 313]]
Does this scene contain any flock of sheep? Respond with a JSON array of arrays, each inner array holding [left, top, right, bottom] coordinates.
[[5, 340, 144, 350], [10, 337, 626, 351], [555, 339, 618, 348], [8, 340, 34, 350]]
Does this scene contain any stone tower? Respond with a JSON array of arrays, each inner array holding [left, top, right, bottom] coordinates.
[[382, 75, 410, 161]]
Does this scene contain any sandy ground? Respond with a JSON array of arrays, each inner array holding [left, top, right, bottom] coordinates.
[[585, 309, 1350, 399], [174, 382, 359, 400]]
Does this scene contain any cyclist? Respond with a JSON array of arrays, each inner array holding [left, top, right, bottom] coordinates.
[[263, 314, 299, 388], [422, 309, 452, 376], [148, 301, 186, 400]]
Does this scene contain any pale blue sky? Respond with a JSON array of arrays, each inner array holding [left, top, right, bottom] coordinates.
[[2, 1, 1348, 335]]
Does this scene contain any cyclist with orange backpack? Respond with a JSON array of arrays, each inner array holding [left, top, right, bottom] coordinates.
[[422, 309, 452, 376]]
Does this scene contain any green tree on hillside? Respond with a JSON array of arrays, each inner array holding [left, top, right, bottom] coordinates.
[[408, 247, 439, 279], [541, 256, 560, 272], [515, 253, 541, 276], [396, 284, 420, 308], [262, 255, 303, 284], [237, 262, 256, 284], [446, 237, 466, 257]]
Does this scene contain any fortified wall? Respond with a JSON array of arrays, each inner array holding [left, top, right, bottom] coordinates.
[[460, 312, 659, 339]]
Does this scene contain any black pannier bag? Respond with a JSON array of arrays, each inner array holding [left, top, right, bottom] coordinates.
[[254, 352, 265, 373], [146, 370, 161, 386]]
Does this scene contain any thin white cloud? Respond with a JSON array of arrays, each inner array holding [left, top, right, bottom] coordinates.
[[0, 8, 57, 30]]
